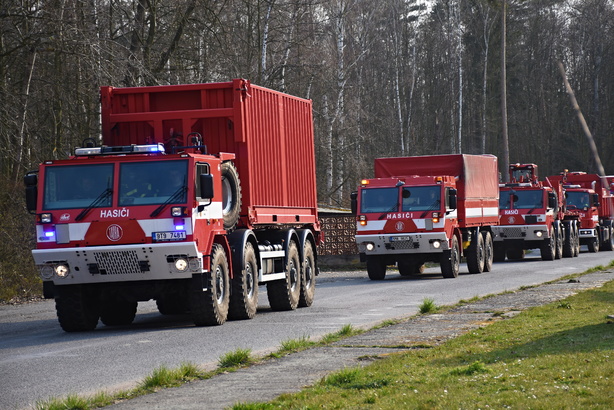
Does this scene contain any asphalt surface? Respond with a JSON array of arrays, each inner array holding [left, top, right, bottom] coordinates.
[[108, 269, 614, 409]]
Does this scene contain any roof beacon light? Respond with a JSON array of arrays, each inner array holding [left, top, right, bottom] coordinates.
[[75, 143, 165, 156]]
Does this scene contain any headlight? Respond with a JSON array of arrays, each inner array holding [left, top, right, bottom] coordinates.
[[365, 243, 375, 251], [431, 240, 441, 249], [174, 258, 189, 272], [40, 213, 52, 223], [40, 265, 54, 280], [54, 264, 70, 278], [535, 231, 543, 238]]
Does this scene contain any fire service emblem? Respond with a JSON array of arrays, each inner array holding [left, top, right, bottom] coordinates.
[[395, 221, 405, 231], [508, 216, 516, 224], [106, 224, 123, 241]]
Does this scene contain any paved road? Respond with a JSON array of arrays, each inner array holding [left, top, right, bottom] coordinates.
[[1, 249, 612, 409]]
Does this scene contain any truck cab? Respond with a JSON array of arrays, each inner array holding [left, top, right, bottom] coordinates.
[[491, 163, 566, 261]]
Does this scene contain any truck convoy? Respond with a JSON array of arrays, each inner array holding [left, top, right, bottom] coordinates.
[[25, 79, 321, 332], [491, 163, 569, 261], [352, 154, 499, 280], [547, 171, 614, 253]]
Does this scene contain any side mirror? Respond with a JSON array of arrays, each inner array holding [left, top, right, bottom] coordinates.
[[24, 172, 38, 213], [350, 191, 358, 215], [548, 192, 558, 209], [448, 189, 457, 209], [199, 174, 214, 200]]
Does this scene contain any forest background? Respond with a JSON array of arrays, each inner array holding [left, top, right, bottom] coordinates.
[[1, 0, 613, 300]]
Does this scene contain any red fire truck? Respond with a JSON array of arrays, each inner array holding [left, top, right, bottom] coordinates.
[[25, 79, 321, 331], [352, 154, 499, 279], [548, 171, 614, 253], [491, 163, 571, 261]]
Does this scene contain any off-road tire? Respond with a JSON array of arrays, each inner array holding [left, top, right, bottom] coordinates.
[[467, 230, 485, 274], [268, 240, 301, 311], [398, 258, 425, 276], [540, 227, 556, 261], [55, 285, 100, 332], [100, 300, 137, 326], [221, 161, 242, 232], [156, 295, 190, 315], [493, 243, 506, 262], [440, 236, 460, 278], [299, 240, 316, 307], [190, 243, 230, 326], [229, 242, 259, 320], [482, 231, 494, 272], [366, 256, 387, 280]]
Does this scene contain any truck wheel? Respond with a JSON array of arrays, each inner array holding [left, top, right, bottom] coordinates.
[[100, 300, 137, 326], [398, 258, 425, 276], [221, 161, 242, 232], [440, 236, 460, 278], [539, 227, 556, 261], [156, 295, 189, 315], [573, 223, 580, 257], [587, 233, 600, 253], [191, 243, 230, 326], [493, 243, 506, 262], [268, 240, 301, 310], [506, 247, 525, 260], [299, 240, 316, 307], [482, 231, 494, 272], [55, 285, 100, 332], [554, 223, 564, 259], [601, 226, 614, 251], [366, 256, 387, 280], [229, 242, 259, 320], [467, 231, 485, 274], [563, 221, 574, 257]]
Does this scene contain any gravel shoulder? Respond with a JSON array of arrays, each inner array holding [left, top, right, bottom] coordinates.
[[108, 269, 614, 410]]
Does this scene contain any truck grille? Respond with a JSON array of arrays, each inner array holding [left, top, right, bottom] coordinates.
[[500, 228, 524, 239], [386, 240, 418, 250], [93, 250, 142, 275]]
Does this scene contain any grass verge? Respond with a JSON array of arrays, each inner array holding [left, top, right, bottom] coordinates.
[[234, 279, 614, 409]]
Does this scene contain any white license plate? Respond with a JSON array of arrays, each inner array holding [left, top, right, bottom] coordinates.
[[153, 231, 186, 241], [389, 236, 408, 242]]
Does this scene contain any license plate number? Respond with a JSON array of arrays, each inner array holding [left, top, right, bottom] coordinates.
[[153, 231, 186, 241]]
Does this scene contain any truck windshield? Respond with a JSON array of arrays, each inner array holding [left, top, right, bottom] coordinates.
[[43, 164, 114, 210], [565, 191, 590, 210], [360, 188, 398, 213], [500, 189, 543, 210], [401, 186, 441, 211], [119, 160, 188, 206]]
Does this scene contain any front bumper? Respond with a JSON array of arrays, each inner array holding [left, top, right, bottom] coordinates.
[[356, 232, 449, 256], [491, 225, 550, 242], [32, 242, 203, 285]]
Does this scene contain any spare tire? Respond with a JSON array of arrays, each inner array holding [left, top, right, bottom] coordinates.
[[221, 161, 242, 231]]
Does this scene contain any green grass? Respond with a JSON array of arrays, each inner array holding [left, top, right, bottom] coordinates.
[[237, 279, 614, 409], [218, 348, 253, 369], [418, 297, 438, 314]]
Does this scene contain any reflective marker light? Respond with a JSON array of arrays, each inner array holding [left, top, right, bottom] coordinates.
[[40, 265, 54, 280], [361, 179, 369, 186]]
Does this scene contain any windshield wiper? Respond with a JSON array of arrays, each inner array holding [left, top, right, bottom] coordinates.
[[421, 200, 441, 218], [150, 185, 188, 217], [76, 188, 113, 221]]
